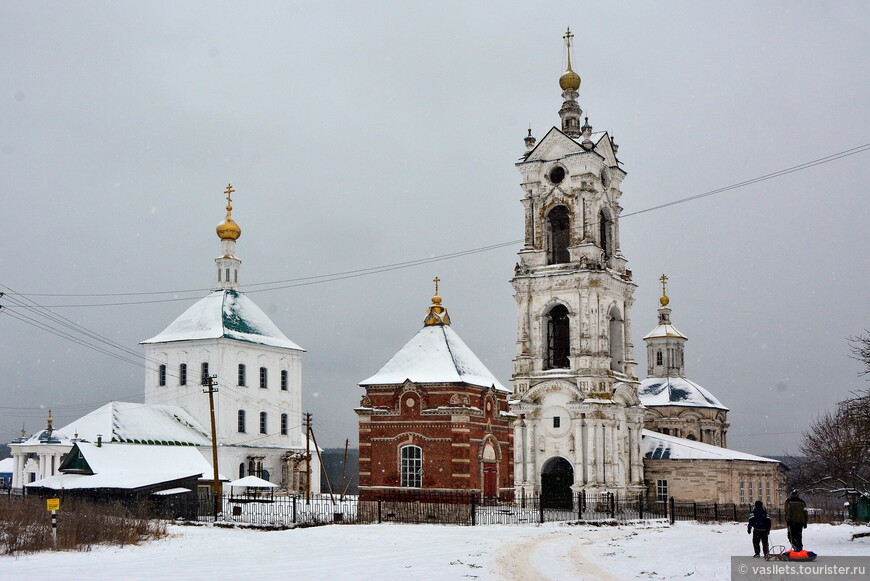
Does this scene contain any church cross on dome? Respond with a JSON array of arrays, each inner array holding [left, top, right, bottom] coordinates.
[[224, 183, 235, 213], [433, 276, 440, 296]]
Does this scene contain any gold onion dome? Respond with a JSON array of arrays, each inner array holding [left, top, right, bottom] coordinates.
[[559, 69, 581, 92], [559, 27, 581, 91], [659, 273, 670, 307], [216, 183, 241, 241]]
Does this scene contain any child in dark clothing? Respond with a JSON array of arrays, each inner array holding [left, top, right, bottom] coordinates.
[[748, 500, 772, 557]]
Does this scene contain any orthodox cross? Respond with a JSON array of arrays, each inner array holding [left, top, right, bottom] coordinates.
[[433, 276, 441, 296], [224, 183, 235, 210], [660, 274, 669, 296]]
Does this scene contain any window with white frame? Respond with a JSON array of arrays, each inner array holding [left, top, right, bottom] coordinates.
[[766, 481, 771, 504], [259, 411, 267, 434], [656, 479, 668, 502], [281, 413, 288, 435], [158, 364, 167, 386], [740, 481, 746, 504], [281, 370, 288, 391], [179, 363, 187, 386], [238, 364, 246, 386], [201, 362, 209, 385], [260, 367, 268, 389], [237, 410, 246, 433], [400, 445, 422, 488], [749, 481, 754, 502]]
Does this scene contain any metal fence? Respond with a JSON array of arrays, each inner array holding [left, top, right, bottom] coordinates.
[[3, 491, 847, 528]]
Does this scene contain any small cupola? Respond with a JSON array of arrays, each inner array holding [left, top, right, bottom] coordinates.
[[423, 277, 451, 326]]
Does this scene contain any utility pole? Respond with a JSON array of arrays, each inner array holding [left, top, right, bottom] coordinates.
[[308, 421, 333, 504], [339, 438, 349, 501], [304, 412, 312, 504], [203, 374, 221, 519]]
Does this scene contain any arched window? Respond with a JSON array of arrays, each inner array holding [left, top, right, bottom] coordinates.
[[239, 463, 245, 478], [656, 351, 663, 366], [546, 206, 570, 265], [281, 413, 288, 435], [281, 370, 288, 391], [259, 367, 268, 389], [238, 364, 246, 386], [237, 410, 246, 433], [608, 305, 624, 373], [546, 304, 570, 369], [400, 445, 422, 488], [158, 364, 166, 386], [179, 363, 187, 386], [599, 210, 612, 263], [259, 412, 268, 434]]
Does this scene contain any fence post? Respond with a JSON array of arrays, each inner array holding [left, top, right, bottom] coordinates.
[[692, 502, 697, 521], [577, 492, 582, 520], [610, 493, 616, 519], [638, 492, 644, 520], [292, 495, 297, 524], [714, 502, 719, 522], [471, 493, 476, 526], [539, 492, 544, 524], [732, 504, 737, 522], [669, 496, 675, 524], [377, 498, 382, 524]]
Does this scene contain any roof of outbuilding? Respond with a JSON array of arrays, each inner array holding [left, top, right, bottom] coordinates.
[[642, 430, 778, 462]]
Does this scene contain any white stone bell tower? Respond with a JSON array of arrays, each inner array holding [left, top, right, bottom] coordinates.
[[510, 29, 645, 500]]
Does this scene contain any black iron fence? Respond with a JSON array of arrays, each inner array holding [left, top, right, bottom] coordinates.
[[2, 491, 848, 528]]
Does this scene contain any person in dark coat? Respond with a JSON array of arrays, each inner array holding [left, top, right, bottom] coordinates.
[[784, 489, 808, 551], [747, 500, 772, 557]]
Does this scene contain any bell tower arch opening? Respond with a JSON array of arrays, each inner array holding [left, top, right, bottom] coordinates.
[[608, 304, 625, 373], [546, 205, 570, 265], [545, 304, 570, 369], [599, 210, 612, 265]]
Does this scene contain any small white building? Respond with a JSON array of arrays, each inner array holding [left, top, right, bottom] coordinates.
[[141, 186, 318, 493], [9, 402, 215, 490]]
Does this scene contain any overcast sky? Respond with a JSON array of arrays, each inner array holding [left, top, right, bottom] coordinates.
[[1, 2, 868, 455]]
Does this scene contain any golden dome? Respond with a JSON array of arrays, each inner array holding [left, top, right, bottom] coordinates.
[[216, 216, 241, 241], [559, 69, 581, 91], [660, 295, 670, 307], [216, 183, 241, 241]]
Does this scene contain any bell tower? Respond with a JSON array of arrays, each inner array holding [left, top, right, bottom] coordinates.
[[510, 30, 645, 499]]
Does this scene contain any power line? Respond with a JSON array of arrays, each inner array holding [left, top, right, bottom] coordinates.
[[3, 141, 867, 308]]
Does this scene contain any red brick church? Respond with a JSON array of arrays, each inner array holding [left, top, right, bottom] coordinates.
[[356, 282, 513, 501]]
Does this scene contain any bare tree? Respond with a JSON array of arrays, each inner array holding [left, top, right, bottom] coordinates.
[[847, 330, 870, 376], [792, 333, 870, 498]]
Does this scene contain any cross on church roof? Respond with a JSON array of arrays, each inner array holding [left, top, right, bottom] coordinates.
[[433, 276, 440, 296]]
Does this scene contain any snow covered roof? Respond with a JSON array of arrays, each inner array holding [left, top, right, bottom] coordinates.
[[642, 430, 778, 463], [0, 457, 13, 473], [229, 475, 278, 488], [142, 289, 303, 351], [639, 377, 728, 410], [57, 402, 212, 446], [643, 322, 687, 340], [28, 442, 227, 490], [11, 428, 73, 447], [360, 324, 508, 391]]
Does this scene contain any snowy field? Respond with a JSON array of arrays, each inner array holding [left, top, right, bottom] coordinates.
[[3, 521, 869, 580]]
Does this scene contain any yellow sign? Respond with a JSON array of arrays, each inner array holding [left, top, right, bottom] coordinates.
[[46, 498, 60, 511]]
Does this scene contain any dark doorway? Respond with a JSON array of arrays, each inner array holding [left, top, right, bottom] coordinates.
[[541, 456, 574, 509], [483, 463, 498, 502]]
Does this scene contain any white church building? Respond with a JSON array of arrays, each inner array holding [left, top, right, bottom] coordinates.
[[141, 185, 318, 493]]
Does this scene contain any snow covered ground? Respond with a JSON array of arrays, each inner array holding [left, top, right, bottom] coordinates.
[[3, 521, 869, 580]]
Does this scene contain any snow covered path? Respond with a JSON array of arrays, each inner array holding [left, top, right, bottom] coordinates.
[[3, 522, 869, 580]]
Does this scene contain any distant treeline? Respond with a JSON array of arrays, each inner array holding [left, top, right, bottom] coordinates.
[[320, 448, 359, 495]]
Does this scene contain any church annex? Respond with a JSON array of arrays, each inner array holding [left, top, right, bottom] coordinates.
[[356, 284, 513, 501]]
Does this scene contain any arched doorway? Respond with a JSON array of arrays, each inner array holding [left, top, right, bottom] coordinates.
[[541, 456, 574, 509]]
